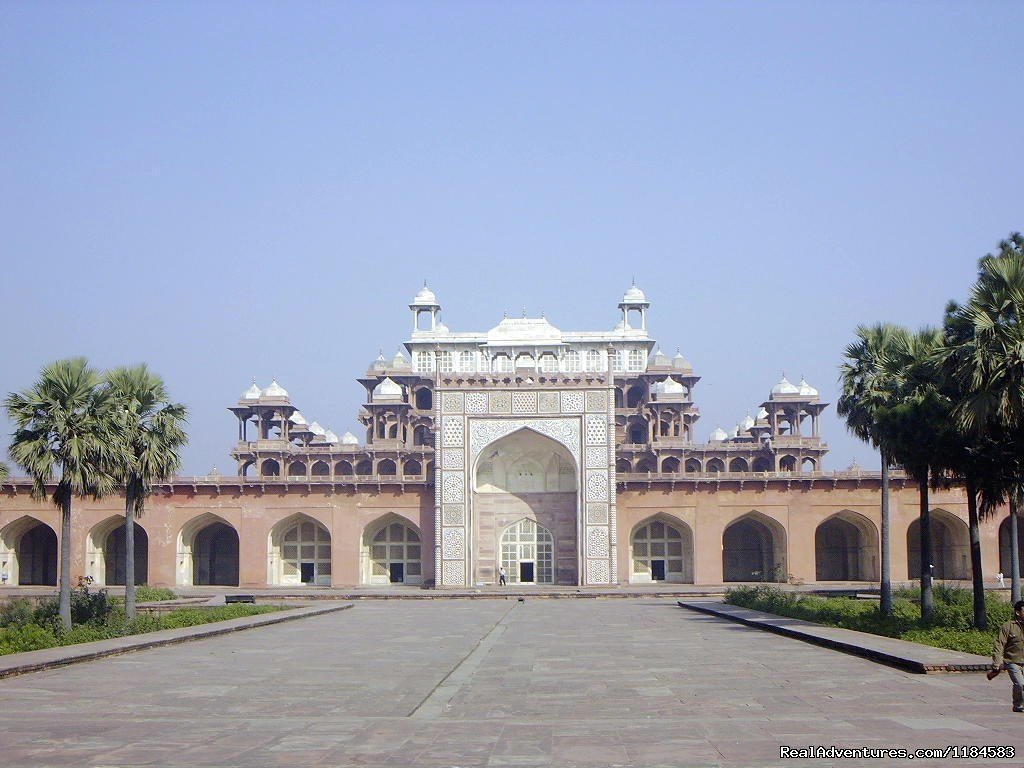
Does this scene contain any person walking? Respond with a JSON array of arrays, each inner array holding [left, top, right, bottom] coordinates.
[[498, 566, 507, 586], [991, 600, 1024, 712]]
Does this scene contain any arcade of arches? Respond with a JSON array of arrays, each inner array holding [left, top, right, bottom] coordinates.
[[0, 480, 1015, 587]]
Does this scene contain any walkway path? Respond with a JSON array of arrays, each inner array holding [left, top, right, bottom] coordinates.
[[0, 599, 1020, 766]]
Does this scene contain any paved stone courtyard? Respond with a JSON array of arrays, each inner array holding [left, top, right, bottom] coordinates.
[[1, 598, 1022, 767]]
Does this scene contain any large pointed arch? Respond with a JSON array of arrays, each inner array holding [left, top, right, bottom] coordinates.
[[0, 516, 57, 586], [177, 513, 239, 586], [268, 513, 332, 586], [499, 517, 555, 584], [361, 513, 422, 586], [907, 508, 970, 580], [629, 514, 694, 583], [722, 511, 787, 582], [814, 510, 878, 582], [86, 515, 149, 586]]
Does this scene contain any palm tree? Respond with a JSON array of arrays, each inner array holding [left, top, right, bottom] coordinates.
[[105, 364, 187, 620], [947, 233, 1024, 603], [3, 358, 123, 629], [874, 327, 955, 621], [838, 323, 908, 616]]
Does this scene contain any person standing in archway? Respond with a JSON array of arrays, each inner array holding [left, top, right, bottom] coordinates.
[[498, 566, 507, 586]]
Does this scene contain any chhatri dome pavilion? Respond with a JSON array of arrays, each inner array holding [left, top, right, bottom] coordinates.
[[0, 285, 1016, 590]]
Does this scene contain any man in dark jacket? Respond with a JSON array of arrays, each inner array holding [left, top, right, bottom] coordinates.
[[991, 600, 1024, 712]]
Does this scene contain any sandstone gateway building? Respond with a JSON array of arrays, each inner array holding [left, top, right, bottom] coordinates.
[[0, 286, 1016, 589]]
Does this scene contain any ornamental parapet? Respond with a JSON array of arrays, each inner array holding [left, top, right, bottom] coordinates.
[[616, 469, 913, 490]]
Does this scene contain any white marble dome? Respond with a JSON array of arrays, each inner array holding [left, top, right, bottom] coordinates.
[[742, 414, 755, 430], [412, 284, 438, 305], [622, 284, 648, 304], [308, 421, 326, 436], [241, 380, 262, 400], [672, 350, 692, 371], [710, 427, 728, 442], [652, 348, 670, 367], [798, 377, 819, 397], [756, 407, 769, 421], [261, 379, 289, 399], [289, 411, 307, 426], [341, 431, 359, 445], [771, 376, 800, 396], [391, 350, 409, 369], [324, 429, 339, 444], [373, 377, 403, 400], [660, 377, 685, 395]]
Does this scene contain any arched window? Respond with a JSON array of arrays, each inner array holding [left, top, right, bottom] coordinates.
[[661, 457, 680, 473], [311, 461, 330, 477], [729, 458, 748, 472], [459, 350, 476, 372], [403, 459, 422, 476], [437, 351, 453, 373], [628, 349, 645, 371], [369, 521, 421, 584], [355, 459, 372, 475], [684, 459, 701, 473], [415, 388, 433, 410], [585, 349, 601, 371], [540, 353, 558, 373], [516, 353, 534, 369], [632, 519, 692, 582], [565, 351, 580, 372], [706, 458, 724, 473], [288, 461, 306, 477], [377, 459, 397, 476], [500, 519, 554, 584], [336, 460, 353, 476], [261, 459, 280, 477], [492, 354, 512, 373], [616, 458, 632, 473]]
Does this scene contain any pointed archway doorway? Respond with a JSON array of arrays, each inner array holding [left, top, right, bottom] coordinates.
[[472, 427, 579, 586]]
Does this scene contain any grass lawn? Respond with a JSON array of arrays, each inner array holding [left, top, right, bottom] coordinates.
[[725, 584, 1010, 656]]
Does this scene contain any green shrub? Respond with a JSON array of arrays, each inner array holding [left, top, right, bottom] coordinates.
[[0, 599, 35, 628], [724, 584, 1004, 654], [133, 585, 176, 602], [0, 623, 58, 654]]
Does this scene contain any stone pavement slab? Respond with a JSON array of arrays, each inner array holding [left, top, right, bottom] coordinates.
[[678, 598, 992, 672], [0, 602, 351, 679], [0, 598, 1021, 767]]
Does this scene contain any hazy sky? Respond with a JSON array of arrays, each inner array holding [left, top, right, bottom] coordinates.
[[2, 2, 1022, 476]]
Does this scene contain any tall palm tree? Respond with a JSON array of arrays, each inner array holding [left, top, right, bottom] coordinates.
[[873, 327, 954, 621], [948, 233, 1024, 602], [3, 358, 123, 629], [105, 364, 187, 620], [838, 323, 908, 616]]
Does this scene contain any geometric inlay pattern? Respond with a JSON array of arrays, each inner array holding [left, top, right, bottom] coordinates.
[[512, 391, 537, 414], [466, 392, 488, 414], [585, 414, 607, 446], [442, 527, 466, 559], [442, 449, 464, 470], [588, 559, 611, 584], [442, 560, 464, 586], [442, 504, 465, 526], [538, 392, 559, 413], [441, 472, 465, 503], [585, 391, 609, 412], [442, 417, 465, 447], [560, 391, 584, 413], [488, 391, 512, 413], [586, 526, 610, 558], [585, 446, 608, 469], [442, 392, 465, 414], [585, 470, 609, 502], [587, 503, 609, 525]]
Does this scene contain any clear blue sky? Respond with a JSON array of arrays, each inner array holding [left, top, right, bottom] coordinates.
[[2, 2, 1021, 475]]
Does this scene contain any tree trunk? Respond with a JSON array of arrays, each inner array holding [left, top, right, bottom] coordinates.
[[879, 448, 892, 616], [124, 489, 136, 621], [919, 471, 934, 621], [966, 475, 986, 629], [59, 489, 72, 630], [1011, 494, 1021, 604]]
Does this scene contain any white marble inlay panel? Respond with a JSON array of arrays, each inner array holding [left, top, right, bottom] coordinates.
[[538, 392, 559, 413], [442, 392, 465, 414], [585, 414, 607, 446], [512, 391, 537, 414], [442, 560, 464, 586], [585, 446, 607, 469], [469, 418, 581, 465], [489, 391, 512, 413], [587, 503, 609, 525], [560, 391, 584, 413], [587, 526, 610, 558], [585, 391, 608, 413], [587, 559, 610, 585], [442, 449, 464, 470], [442, 504, 465, 526], [442, 527, 466, 559], [442, 472, 465, 503], [586, 470, 609, 502], [466, 392, 488, 413], [442, 417, 465, 447]]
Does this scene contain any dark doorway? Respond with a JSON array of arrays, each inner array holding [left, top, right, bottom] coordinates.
[[300, 562, 315, 583], [389, 562, 405, 583], [18, 524, 57, 585], [520, 561, 535, 583], [105, 524, 149, 586], [651, 559, 666, 581], [193, 522, 240, 586]]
